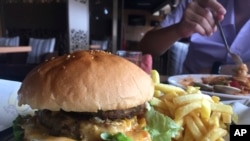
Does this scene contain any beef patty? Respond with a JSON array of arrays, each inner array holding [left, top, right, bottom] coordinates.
[[35, 104, 146, 139]]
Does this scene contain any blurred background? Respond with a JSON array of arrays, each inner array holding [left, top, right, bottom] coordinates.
[[0, 0, 187, 81]]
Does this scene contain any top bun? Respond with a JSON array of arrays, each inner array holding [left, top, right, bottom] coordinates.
[[18, 50, 154, 112]]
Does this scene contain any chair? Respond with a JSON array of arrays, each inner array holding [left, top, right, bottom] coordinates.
[[26, 37, 56, 64], [0, 37, 56, 81], [167, 41, 189, 76], [0, 36, 20, 63], [0, 36, 20, 46]]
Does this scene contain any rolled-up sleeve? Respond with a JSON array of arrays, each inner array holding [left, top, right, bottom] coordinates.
[[160, 0, 192, 27]]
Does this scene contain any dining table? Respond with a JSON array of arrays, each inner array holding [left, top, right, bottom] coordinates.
[[1, 75, 250, 140], [0, 46, 32, 53]]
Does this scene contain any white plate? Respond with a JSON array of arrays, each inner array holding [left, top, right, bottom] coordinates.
[[168, 74, 250, 100]]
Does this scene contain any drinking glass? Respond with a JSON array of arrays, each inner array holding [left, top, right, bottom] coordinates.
[[116, 50, 142, 66]]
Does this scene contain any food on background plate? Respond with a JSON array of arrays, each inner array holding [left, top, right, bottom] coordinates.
[[180, 64, 250, 95], [234, 63, 248, 77], [180, 74, 250, 95], [150, 70, 235, 141], [14, 50, 181, 141]]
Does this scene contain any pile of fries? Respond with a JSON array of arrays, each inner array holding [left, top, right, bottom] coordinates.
[[150, 70, 235, 141]]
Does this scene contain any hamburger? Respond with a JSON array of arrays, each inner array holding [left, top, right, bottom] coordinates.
[[16, 50, 155, 141]]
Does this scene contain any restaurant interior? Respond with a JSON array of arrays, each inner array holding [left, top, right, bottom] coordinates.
[[1, 1, 250, 140], [0, 0, 188, 82]]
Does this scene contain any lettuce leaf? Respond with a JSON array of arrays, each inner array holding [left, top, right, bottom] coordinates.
[[145, 108, 182, 141], [100, 132, 132, 141], [12, 115, 24, 141]]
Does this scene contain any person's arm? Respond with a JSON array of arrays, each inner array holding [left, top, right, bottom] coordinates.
[[139, 0, 226, 57], [139, 24, 181, 57]]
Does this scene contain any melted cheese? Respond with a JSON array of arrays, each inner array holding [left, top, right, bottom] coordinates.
[[126, 130, 152, 141], [22, 116, 151, 141], [24, 127, 76, 141]]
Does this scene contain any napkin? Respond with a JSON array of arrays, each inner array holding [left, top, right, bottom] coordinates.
[[231, 102, 250, 124], [223, 99, 250, 125], [0, 79, 34, 132]]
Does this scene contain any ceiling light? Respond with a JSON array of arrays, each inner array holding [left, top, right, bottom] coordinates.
[[104, 8, 109, 15]]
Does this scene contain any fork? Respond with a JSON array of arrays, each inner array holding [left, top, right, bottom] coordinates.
[[216, 20, 243, 64]]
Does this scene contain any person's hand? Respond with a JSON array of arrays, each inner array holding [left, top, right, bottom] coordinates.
[[176, 0, 226, 38], [196, 0, 226, 20]]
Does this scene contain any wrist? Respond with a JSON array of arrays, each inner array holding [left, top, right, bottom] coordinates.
[[168, 24, 183, 40], [174, 23, 190, 39]]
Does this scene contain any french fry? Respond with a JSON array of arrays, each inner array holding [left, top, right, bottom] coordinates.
[[155, 83, 186, 96], [211, 96, 220, 103], [175, 101, 201, 121], [161, 91, 179, 101], [222, 112, 232, 123], [154, 90, 162, 97], [186, 86, 201, 94], [183, 127, 195, 141], [185, 116, 202, 141], [200, 99, 211, 120], [210, 103, 233, 114], [173, 93, 204, 106], [208, 112, 221, 128], [163, 99, 176, 118], [151, 70, 160, 84], [202, 94, 214, 102], [216, 137, 226, 141], [219, 122, 228, 129], [150, 97, 169, 112], [201, 126, 227, 141], [154, 106, 168, 115], [149, 97, 162, 106], [191, 112, 207, 134], [200, 117, 210, 130], [174, 118, 184, 127], [149, 70, 234, 141]]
